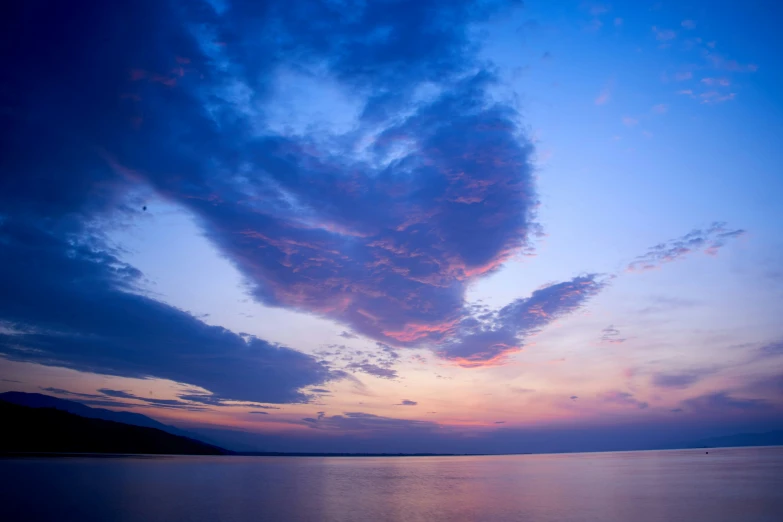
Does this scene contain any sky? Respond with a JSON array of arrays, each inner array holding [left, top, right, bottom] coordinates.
[[1, 0, 782, 454]]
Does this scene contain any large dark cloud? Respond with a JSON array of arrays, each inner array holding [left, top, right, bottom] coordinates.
[[0, 0, 602, 394], [178, 70, 537, 352], [0, 220, 336, 403]]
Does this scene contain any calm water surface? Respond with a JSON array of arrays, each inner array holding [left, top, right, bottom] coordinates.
[[1, 446, 782, 521]]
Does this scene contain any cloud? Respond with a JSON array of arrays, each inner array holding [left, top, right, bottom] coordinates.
[[652, 371, 709, 389], [652, 26, 676, 41], [705, 53, 758, 72], [599, 391, 649, 409], [0, 221, 337, 404], [319, 342, 400, 379], [759, 341, 783, 358], [674, 71, 693, 81], [570, 395, 578, 400], [1, 0, 540, 398], [681, 20, 696, 29], [594, 80, 613, 105], [626, 222, 745, 272], [698, 91, 736, 104], [346, 362, 398, 380], [439, 275, 608, 366], [651, 104, 668, 114], [701, 77, 731, 87], [40, 387, 105, 399], [303, 411, 439, 433], [180, 69, 538, 354], [249, 411, 269, 415], [397, 399, 418, 406], [622, 116, 638, 127], [600, 325, 626, 344], [338, 331, 358, 339], [681, 392, 770, 413], [95, 389, 209, 410]]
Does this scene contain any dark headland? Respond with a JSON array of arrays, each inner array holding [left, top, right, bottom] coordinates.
[[0, 399, 230, 456]]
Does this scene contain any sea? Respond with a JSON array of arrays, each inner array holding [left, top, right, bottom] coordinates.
[[1, 446, 781, 521]]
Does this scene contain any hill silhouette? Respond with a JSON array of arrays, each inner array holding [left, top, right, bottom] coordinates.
[[0, 391, 191, 435], [0, 399, 230, 455]]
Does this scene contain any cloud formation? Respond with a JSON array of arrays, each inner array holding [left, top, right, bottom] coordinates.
[[302, 411, 439, 433], [439, 275, 608, 366], [652, 371, 709, 389], [0, 0, 537, 392], [681, 392, 770, 413], [0, 220, 336, 403], [600, 325, 626, 344], [599, 391, 649, 409], [627, 223, 745, 272], [652, 26, 676, 41]]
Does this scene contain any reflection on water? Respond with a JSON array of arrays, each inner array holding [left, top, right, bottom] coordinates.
[[1, 446, 782, 521]]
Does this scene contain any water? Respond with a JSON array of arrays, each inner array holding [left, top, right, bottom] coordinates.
[[1, 446, 782, 521]]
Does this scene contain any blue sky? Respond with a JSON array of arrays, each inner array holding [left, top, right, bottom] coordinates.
[[0, 0, 781, 453]]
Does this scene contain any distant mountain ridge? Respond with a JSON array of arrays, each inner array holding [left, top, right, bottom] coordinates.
[[0, 391, 191, 437], [0, 399, 230, 455]]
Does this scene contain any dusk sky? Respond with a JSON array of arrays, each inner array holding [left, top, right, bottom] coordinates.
[[1, 0, 782, 453]]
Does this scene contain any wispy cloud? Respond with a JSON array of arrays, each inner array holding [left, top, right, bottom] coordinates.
[[652, 369, 712, 389], [595, 78, 614, 105], [701, 77, 731, 87], [652, 26, 676, 41], [705, 53, 758, 72], [600, 391, 649, 409], [440, 275, 609, 367], [600, 325, 626, 344], [681, 392, 770, 413], [40, 387, 105, 399], [303, 411, 439, 432], [627, 223, 745, 272]]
